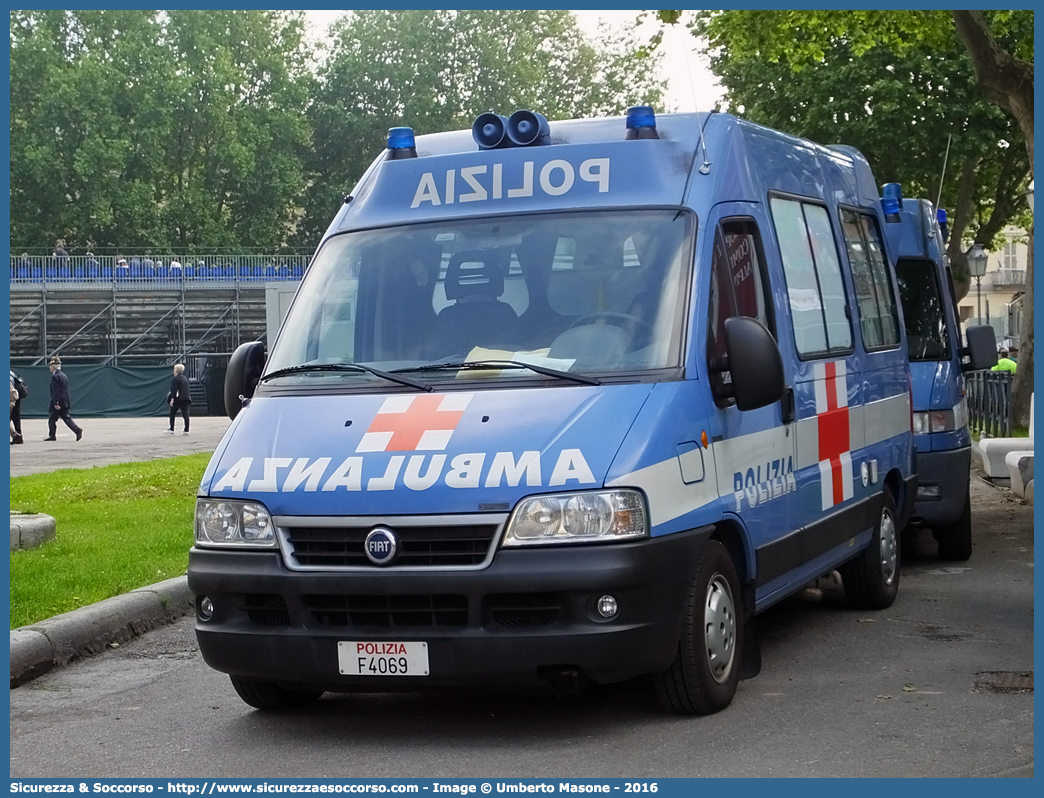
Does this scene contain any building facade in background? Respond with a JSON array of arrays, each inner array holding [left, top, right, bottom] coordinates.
[[957, 226, 1028, 350]]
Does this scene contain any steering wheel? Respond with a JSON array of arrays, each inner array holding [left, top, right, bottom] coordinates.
[[566, 311, 655, 351]]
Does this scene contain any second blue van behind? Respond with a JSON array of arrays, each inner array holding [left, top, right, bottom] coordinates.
[[889, 198, 995, 560]]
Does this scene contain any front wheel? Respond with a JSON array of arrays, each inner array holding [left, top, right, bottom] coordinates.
[[230, 676, 324, 711], [841, 486, 900, 610], [935, 486, 972, 561], [654, 540, 743, 715]]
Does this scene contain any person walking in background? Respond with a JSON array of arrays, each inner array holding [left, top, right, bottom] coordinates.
[[10, 369, 27, 444], [166, 362, 192, 435], [45, 356, 82, 441], [11, 373, 22, 444], [992, 349, 1017, 374]]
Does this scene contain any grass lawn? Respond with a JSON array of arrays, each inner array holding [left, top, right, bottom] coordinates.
[[10, 453, 210, 628], [971, 425, 1030, 442]]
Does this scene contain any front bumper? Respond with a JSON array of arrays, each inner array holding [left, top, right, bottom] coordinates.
[[910, 446, 971, 527], [188, 526, 713, 691]]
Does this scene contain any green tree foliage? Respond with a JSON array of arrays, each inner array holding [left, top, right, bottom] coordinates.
[[703, 37, 1030, 298], [295, 10, 665, 246], [682, 9, 1033, 159], [10, 9, 312, 254], [659, 8, 1035, 423]]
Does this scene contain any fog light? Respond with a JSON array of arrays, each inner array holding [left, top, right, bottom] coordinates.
[[917, 485, 941, 499], [597, 595, 618, 619], [199, 596, 214, 621]]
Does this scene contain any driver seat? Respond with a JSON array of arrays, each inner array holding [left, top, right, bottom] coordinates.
[[433, 250, 518, 354]]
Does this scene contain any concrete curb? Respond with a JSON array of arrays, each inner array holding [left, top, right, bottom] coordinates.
[[10, 513, 57, 551], [10, 575, 194, 688]]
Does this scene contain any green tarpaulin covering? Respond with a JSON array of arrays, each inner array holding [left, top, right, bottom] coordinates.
[[13, 366, 198, 418]]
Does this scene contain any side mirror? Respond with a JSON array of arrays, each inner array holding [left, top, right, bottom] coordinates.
[[723, 316, 786, 411], [963, 325, 998, 371], [225, 341, 266, 420]]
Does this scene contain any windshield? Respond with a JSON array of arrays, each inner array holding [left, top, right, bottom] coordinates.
[[267, 210, 693, 386], [895, 257, 951, 361]]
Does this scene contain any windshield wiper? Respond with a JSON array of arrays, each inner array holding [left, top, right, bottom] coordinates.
[[393, 360, 601, 386], [260, 363, 432, 392]]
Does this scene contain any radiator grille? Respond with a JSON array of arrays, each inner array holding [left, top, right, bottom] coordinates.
[[305, 594, 469, 628], [285, 524, 498, 568], [487, 593, 561, 627]]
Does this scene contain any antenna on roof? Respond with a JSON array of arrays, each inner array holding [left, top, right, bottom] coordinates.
[[935, 133, 952, 212], [675, 23, 713, 174]]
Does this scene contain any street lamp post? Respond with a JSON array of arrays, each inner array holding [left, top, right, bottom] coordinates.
[[967, 243, 989, 326]]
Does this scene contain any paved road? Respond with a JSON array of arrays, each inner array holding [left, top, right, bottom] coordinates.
[[9, 472, 1033, 778], [9, 416, 232, 477]]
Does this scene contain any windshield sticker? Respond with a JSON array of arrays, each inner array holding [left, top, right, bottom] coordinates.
[[211, 449, 596, 494], [411, 158, 610, 208]]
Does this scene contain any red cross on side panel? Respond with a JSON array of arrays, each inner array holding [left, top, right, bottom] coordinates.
[[815, 361, 854, 510]]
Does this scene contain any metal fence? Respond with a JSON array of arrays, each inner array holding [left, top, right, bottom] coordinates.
[[967, 369, 1013, 438], [10, 253, 308, 287]]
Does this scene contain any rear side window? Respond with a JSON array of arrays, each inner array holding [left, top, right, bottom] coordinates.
[[895, 257, 950, 361], [841, 209, 901, 350], [770, 197, 852, 357], [707, 220, 770, 403]]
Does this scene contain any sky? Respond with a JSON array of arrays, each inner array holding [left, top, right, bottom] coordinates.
[[302, 9, 724, 114]]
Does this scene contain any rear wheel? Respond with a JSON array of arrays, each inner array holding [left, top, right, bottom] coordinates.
[[654, 540, 743, 715], [935, 486, 972, 561], [841, 487, 900, 610], [229, 676, 324, 711]]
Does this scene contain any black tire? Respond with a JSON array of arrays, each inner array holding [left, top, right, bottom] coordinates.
[[229, 676, 324, 711], [841, 486, 900, 610], [654, 540, 743, 715], [936, 486, 972, 561]]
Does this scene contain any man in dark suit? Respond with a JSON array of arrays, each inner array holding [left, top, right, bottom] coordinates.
[[45, 355, 83, 441], [166, 362, 192, 435]]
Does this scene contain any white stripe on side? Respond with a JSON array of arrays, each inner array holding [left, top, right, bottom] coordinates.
[[840, 452, 854, 500], [834, 361, 848, 408], [818, 459, 833, 510]]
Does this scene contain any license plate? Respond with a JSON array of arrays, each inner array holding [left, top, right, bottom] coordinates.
[[337, 641, 429, 676]]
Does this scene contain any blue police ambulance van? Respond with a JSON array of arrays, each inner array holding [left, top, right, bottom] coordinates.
[[888, 198, 995, 560], [188, 107, 917, 714]]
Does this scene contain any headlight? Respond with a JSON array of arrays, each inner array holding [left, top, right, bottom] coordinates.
[[913, 409, 958, 434], [195, 499, 276, 548], [502, 489, 647, 546]]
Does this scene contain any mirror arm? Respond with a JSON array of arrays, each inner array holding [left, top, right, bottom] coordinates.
[[709, 355, 730, 375]]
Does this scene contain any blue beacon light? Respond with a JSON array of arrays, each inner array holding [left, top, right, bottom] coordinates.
[[881, 182, 902, 222], [936, 208, 949, 244], [625, 105, 659, 140], [386, 127, 417, 160]]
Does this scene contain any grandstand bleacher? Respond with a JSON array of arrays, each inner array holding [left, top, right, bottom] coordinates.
[[10, 254, 305, 411]]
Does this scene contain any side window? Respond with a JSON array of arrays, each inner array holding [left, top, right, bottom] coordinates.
[[770, 197, 852, 357], [841, 209, 901, 349], [708, 220, 770, 402]]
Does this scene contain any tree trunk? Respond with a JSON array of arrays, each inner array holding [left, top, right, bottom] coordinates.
[[952, 10, 1034, 426], [1011, 225, 1033, 428], [946, 158, 980, 302], [951, 11, 1033, 165]]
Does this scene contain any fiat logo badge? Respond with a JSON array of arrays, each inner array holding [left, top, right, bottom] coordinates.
[[364, 527, 397, 566]]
